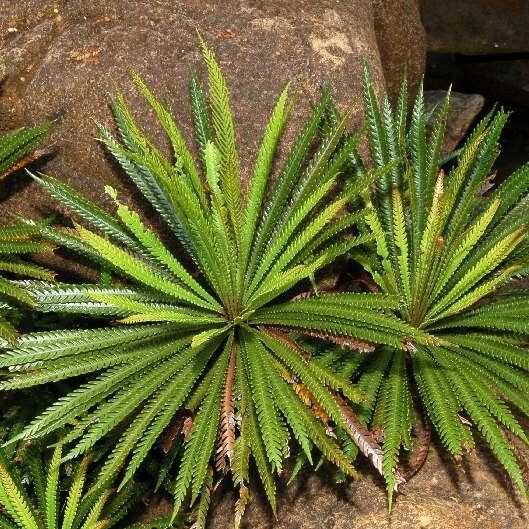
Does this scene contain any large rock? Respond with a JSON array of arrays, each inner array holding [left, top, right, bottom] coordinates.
[[421, 0, 529, 55], [373, 0, 425, 99], [0, 0, 424, 255]]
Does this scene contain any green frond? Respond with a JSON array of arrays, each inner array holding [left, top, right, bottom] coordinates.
[[242, 84, 290, 264], [33, 174, 140, 252], [0, 122, 50, 175], [0, 446, 138, 529], [62, 456, 90, 529], [44, 445, 61, 529], [408, 82, 427, 254], [240, 330, 288, 472], [247, 88, 332, 278], [132, 72, 207, 209], [190, 73, 212, 165], [380, 350, 410, 507], [172, 336, 232, 514], [0, 449, 39, 529]]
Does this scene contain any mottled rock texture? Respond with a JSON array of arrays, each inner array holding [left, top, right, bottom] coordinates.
[[0, 0, 424, 240], [139, 440, 529, 529]]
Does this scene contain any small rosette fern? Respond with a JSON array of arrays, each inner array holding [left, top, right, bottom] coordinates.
[[0, 444, 146, 529], [0, 42, 430, 524], [352, 68, 529, 504], [0, 123, 53, 344]]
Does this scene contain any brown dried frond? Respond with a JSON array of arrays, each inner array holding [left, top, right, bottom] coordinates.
[[334, 393, 405, 490], [216, 348, 237, 471], [234, 484, 250, 529]]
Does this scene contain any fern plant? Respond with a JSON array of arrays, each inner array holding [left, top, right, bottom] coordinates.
[[0, 42, 433, 524], [347, 69, 529, 505], [0, 123, 53, 344], [0, 443, 147, 529]]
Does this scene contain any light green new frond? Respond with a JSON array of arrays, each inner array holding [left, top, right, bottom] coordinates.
[[78, 489, 112, 529], [190, 73, 212, 164], [0, 450, 39, 529], [391, 186, 411, 304], [242, 84, 290, 263], [199, 35, 241, 240], [62, 455, 90, 529], [132, 72, 207, 209], [76, 225, 214, 309], [428, 227, 525, 319], [426, 264, 520, 325], [113, 198, 220, 309], [433, 198, 500, 299], [0, 260, 54, 282], [364, 206, 398, 294]]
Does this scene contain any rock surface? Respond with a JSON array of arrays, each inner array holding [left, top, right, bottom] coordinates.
[[0, 0, 424, 247], [373, 0, 425, 99], [421, 0, 529, 55], [425, 90, 485, 154], [138, 439, 529, 529], [210, 443, 529, 529]]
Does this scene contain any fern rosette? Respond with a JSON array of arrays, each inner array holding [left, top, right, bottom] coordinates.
[[0, 123, 53, 344], [353, 69, 529, 503], [0, 43, 430, 523]]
